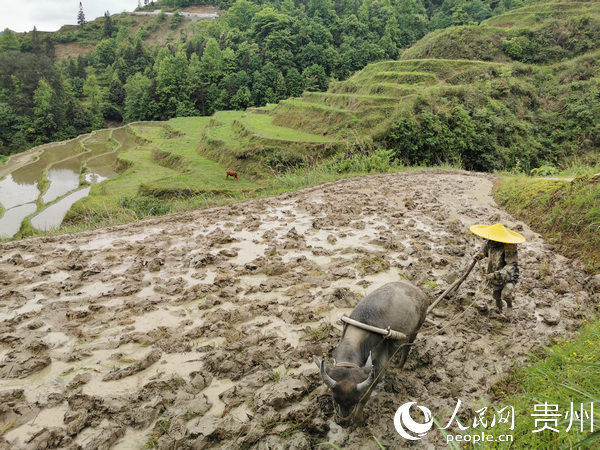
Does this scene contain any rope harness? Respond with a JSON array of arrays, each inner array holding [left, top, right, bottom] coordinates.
[[333, 361, 360, 369]]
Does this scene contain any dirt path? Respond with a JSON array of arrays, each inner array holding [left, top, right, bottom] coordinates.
[[0, 170, 594, 449]]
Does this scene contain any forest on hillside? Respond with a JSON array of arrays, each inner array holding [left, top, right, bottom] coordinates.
[[0, 0, 531, 155]]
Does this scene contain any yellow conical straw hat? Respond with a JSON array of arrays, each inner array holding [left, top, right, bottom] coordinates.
[[469, 223, 525, 244]]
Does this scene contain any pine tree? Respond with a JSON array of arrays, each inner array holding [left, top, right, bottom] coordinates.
[[103, 11, 114, 37], [77, 2, 86, 26], [31, 26, 41, 54]]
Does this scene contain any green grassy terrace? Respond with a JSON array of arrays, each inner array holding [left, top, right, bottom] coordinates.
[[494, 173, 600, 271]]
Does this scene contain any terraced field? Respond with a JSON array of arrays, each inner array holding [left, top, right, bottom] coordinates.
[[1, 108, 343, 238], [0, 53, 556, 238], [0, 127, 139, 238]]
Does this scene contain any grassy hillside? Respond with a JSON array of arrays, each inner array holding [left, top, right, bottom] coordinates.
[[63, 118, 260, 227], [403, 1, 600, 63], [186, 0, 600, 174], [36, 6, 220, 59], [494, 173, 600, 271]]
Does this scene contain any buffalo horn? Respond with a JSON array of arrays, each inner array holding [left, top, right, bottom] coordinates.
[[365, 351, 373, 370], [356, 367, 375, 394], [319, 358, 336, 388]]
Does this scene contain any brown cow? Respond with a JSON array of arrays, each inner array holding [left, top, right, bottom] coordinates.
[[226, 170, 239, 181]]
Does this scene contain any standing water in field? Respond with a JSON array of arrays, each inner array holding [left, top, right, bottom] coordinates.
[[0, 203, 37, 238], [0, 174, 40, 209], [85, 152, 117, 182], [30, 187, 91, 231], [42, 157, 83, 203]]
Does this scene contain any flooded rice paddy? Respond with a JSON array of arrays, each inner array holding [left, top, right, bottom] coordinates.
[[31, 187, 92, 231], [0, 127, 135, 238]]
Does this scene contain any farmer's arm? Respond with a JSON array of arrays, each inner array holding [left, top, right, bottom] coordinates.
[[475, 241, 489, 260], [494, 244, 519, 283]]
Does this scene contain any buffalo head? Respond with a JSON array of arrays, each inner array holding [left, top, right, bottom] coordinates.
[[313, 353, 376, 422]]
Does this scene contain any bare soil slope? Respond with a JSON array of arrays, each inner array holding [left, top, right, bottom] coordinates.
[[0, 171, 593, 448]]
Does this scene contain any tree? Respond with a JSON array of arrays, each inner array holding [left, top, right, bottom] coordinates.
[[0, 29, 20, 52], [123, 73, 153, 122], [33, 79, 58, 140], [83, 74, 103, 128], [285, 68, 304, 97], [226, 0, 258, 31], [154, 50, 193, 118], [231, 86, 251, 109], [77, 2, 86, 26], [206, 84, 227, 114], [200, 38, 223, 83], [42, 37, 55, 59], [102, 73, 125, 121], [252, 8, 291, 42], [274, 71, 286, 100], [95, 39, 116, 68], [31, 27, 42, 54], [302, 64, 328, 91], [103, 11, 114, 38], [0, 102, 21, 153]]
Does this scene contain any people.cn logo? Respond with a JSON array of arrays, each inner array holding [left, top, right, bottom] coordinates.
[[394, 401, 435, 440]]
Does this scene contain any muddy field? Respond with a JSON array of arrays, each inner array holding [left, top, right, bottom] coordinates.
[[0, 171, 595, 449]]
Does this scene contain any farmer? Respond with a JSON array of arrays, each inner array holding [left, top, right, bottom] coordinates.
[[470, 223, 525, 313]]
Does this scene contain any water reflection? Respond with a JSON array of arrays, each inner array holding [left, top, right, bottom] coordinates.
[[31, 187, 91, 231], [12, 139, 82, 185], [0, 203, 37, 238], [0, 174, 40, 209], [1, 130, 126, 236], [43, 159, 81, 204]]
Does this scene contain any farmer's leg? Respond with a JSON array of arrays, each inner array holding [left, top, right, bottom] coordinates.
[[493, 287, 503, 311], [502, 282, 515, 309]]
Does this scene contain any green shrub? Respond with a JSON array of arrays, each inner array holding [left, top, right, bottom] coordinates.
[[326, 148, 401, 174], [530, 165, 558, 177], [119, 195, 172, 218], [170, 12, 183, 29]]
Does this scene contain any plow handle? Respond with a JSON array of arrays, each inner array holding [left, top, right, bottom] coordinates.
[[427, 257, 478, 314]]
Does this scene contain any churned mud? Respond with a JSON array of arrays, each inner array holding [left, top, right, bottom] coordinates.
[[0, 170, 596, 449]]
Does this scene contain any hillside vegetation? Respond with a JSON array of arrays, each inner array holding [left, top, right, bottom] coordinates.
[[207, 0, 600, 173], [0, 0, 528, 155], [495, 174, 600, 271], [2, 0, 600, 237], [184, 0, 600, 174]]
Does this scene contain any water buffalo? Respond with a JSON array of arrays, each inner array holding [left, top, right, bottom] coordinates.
[[314, 281, 429, 423]]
